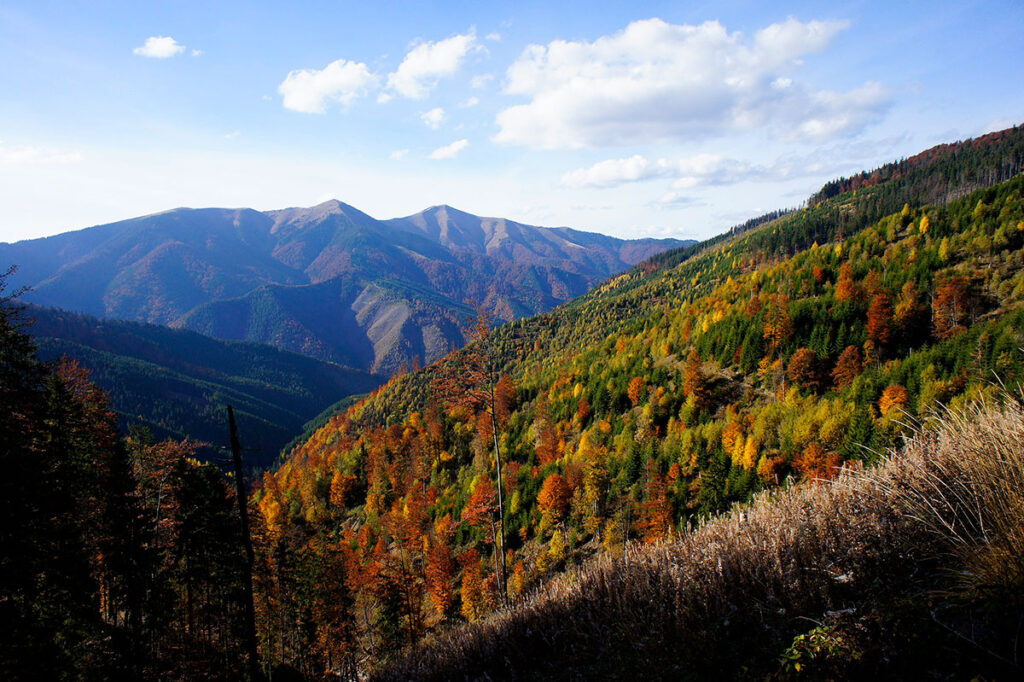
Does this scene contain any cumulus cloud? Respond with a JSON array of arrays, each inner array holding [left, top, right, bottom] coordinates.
[[658, 192, 699, 207], [562, 153, 777, 189], [561, 155, 667, 188], [562, 142, 892, 192], [496, 17, 888, 149], [133, 36, 186, 58], [388, 32, 478, 99], [421, 107, 445, 129], [460, 96, 480, 108], [429, 139, 469, 159], [279, 59, 378, 113], [564, 154, 764, 188]]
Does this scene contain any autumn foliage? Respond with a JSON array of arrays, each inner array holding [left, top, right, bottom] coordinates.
[[866, 293, 893, 347], [537, 473, 571, 525], [879, 384, 910, 416]]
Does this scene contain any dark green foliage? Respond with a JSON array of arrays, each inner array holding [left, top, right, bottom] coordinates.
[[0, 279, 256, 679], [25, 304, 383, 469]]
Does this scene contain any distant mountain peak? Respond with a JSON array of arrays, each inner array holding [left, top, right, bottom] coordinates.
[[310, 198, 346, 212], [426, 203, 467, 214], [265, 198, 377, 235]]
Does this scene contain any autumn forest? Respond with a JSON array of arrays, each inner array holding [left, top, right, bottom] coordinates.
[[4, 126, 1024, 680]]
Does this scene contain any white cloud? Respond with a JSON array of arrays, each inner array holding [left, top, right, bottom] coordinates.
[[191, 49, 203, 57], [671, 155, 761, 188], [486, 32, 502, 42], [562, 155, 667, 188], [983, 116, 1023, 134], [389, 149, 409, 160], [460, 96, 479, 108], [388, 32, 477, 99], [658, 191, 698, 206], [278, 59, 378, 113], [495, 17, 888, 149], [421, 107, 445, 129], [429, 139, 469, 159], [562, 140, 899, 192], [133, 36, 186, 58], [470, 74, 494, 89], [793, 82, 889, 140], [562, 153, 771, 189], [0, 141, 83, 164]]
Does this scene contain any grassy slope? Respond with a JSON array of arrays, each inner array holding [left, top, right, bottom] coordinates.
[[376, 397, 1024, 680]]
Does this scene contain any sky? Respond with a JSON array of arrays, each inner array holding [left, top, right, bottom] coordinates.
[[1, 0, 1022, 244]]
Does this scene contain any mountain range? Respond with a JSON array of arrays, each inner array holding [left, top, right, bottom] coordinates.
[[2, 202, 688, 374]]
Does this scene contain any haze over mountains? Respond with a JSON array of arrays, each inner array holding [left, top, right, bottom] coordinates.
[[2, 202, 687, 374]]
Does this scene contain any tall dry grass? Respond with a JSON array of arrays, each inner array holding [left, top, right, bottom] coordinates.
[[889, 398, 1024, 606], [373, 397, 1024, 681]]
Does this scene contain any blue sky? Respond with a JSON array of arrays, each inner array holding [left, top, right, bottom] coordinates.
[[1, 0, 1022, 243]]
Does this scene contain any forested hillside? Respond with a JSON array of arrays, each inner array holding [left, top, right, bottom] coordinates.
[[23, 305, 383, 469], [251, 127, 1024, 677], [379, 396, 1024, 680]]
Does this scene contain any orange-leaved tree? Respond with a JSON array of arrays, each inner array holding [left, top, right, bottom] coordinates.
[[932, 276, 975, 339], [879, 384, 910, 417], [835, 262, 858, 302], [866, 293, 893, 348], [637, 462, 673, 544], [787, 347, 820, 392], [831, 345, 863, 389], [682, 347, 710, 410], [627, 376, 646, 407], [537, 473, 571, 530]]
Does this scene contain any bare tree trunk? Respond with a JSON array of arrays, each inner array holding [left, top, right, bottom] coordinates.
[[228, 406, 263, 681], [489, 381, 508, 604]]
